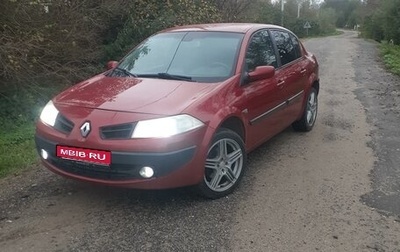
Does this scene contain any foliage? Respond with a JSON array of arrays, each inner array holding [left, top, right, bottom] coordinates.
[[317, 8, 338, 34], [211, 0, 256, 22], [361, 0, 400, 45], [322, 0, 361, 28], [252, 0, 281, 25], [380, 0, 400, 45], [254, 0, 336, 38], [362, 14, 385, 42], [0, 0, 120, 84], [0, 0, 222, 124], [104, 0, 222, 61], [0, 123, 37, 178], [0, 0, 133, 132], [0, 82, 60, 127], [380, 42, 400, 76]]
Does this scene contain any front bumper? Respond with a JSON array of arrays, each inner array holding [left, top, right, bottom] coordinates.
[[35, 135, 199, 188]]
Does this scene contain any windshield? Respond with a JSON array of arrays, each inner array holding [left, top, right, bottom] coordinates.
[[117, 31, 244, 83]]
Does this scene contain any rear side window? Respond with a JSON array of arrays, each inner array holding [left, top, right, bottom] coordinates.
[[271, 30, 301, 66]]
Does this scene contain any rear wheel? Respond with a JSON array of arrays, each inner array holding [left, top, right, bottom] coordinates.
[[292, 87, 318, 132], [196, 128, 246, 199]]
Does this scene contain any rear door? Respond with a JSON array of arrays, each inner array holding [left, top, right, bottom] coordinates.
[[270, 29, 308, 122]]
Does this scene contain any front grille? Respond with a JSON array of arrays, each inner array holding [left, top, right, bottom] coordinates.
[[54, 114, 74, 134], [100, 123, 135, 139], [50, 157, 141, 180]]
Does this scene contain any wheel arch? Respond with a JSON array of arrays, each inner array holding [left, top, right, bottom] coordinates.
[[312, 79, 320, 95], [218, 116, 246, 144]]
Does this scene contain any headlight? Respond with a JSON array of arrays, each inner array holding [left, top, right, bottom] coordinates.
[[39, 100, 59, 127], [132, 114, 204, 138]]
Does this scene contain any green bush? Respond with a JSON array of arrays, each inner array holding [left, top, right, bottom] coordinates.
[[380, 42, 400, 76], [361, 0, 400, 45]]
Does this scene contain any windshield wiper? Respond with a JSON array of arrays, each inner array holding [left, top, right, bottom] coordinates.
[[136, 73, 195, 82], [113, 67, 137, 78], [157, 73, 194, 81]]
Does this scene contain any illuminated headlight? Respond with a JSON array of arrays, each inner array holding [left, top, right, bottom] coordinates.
[[39, 100, 59, 127], [132, 114, 204, 138]]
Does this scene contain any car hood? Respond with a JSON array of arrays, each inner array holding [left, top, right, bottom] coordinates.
[[54, 74, 217, 115]]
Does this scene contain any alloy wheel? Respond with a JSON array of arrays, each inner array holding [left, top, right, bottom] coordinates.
[[306, 91, 318, 126], [204, 138, 244, 192]]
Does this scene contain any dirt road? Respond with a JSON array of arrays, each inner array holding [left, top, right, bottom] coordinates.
[[1, 30, 399, 252]]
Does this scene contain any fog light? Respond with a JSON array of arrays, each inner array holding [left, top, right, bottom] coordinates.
[[41, 149, 49, 160], [139, 166, 154, 178]]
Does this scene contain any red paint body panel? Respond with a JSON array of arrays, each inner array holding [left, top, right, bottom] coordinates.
[[55, 76, 216, 115], [35, 23, 319, 189]]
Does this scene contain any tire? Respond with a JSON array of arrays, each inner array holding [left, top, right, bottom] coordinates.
[[195, 128, 247, 199], [292, 87, 318, 132]]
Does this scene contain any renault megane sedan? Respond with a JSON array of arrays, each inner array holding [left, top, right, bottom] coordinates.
[[35, 23, 319, 199]]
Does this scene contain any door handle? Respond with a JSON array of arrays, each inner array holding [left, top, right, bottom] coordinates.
[[300, 68, 307, 74], [277, 80, 285, 88]]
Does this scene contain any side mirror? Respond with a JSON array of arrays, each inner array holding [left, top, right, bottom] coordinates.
[[106, 61, 118, 70], [248, 66, 275, 82]]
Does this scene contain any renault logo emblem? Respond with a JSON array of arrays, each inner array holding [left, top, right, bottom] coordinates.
[[80, 121, 91, 138]]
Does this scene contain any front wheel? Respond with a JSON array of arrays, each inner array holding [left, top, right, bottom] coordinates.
[[292, 87, 318, 132], [195, 128, 246, 199]]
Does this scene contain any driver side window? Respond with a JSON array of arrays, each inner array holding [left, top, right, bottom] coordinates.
[[245, 30, 277, 72]]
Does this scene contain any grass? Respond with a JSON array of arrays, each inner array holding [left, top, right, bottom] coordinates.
[[0, 78, 64, 178], [0, 122, 38, 178], [379, 42, 400, 76]]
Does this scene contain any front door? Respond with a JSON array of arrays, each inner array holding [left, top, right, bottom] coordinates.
[[243, 29, 288, 150]]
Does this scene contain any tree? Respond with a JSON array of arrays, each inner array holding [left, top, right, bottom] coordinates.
[[322, 0, 362, 28], [252, 0, 281, 25], [361, 0, 400, 44], [211, 0, 256, 21], [0, 0, 131, 86], [381, 0, 400, 44], [104, 0, 222, 61]]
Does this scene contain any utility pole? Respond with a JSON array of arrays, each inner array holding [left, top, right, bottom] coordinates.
[[297, 2, 301, 18], [281, 0, 285, 26]]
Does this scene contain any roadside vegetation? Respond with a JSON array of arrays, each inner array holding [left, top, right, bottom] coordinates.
[[0, 123, 37, 177], [379, 43, 400, 76], [0, 0, 398, 177], [359, 0, 400, 76]]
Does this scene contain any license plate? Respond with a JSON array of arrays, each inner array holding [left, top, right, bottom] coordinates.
[[56, 145, 111, 166]]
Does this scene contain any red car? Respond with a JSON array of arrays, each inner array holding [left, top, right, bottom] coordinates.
[[35, 23, 319, 199]]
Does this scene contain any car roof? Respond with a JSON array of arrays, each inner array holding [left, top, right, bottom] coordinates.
[[160, 23, 283, 34]]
